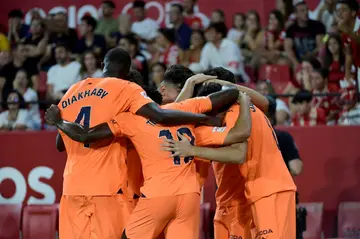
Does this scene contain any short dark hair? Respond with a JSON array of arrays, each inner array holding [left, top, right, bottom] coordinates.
[[336, 0, 359, 12], [292, 89, 312, 104], [122, 34, 139, 48], [213, 9, 225, 18], [128, 69, 144, 85], [203, 67, 235, 83], [207, 22, 228, 38], [133, 0, 145, 8], [312, 68, 329, 79], [55, 42, 70, 51], [197, 82, 222, 97], [81, 15, 97, 31], [158, 28, 177, 43], [143, 86, 163, 104], [102, 0, 116, 9], [172, 3, 184, 14], [302, 56, 321, 69], [8, 9, 23, 19], [163, 65, 194, 89], [103, 48, 132, 78]]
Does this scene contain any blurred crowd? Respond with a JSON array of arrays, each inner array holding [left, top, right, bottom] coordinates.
[[0, 0, 359, 131]]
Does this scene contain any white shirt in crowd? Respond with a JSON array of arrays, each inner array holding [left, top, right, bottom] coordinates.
[[75, 69, 103, 82], [0, 109, 32, 130], [227, 28, 244, 44], [47, 61, 81, 93], [131, 18, 159, 41], [194, 38, 249, 82], [276, 98, 291, 125], [338, 104, 360, 126], [23, 88, 42, 130]]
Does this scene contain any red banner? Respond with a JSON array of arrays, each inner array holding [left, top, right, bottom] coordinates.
[[0, 0, 323, 30], [1, 126, 360, 237]]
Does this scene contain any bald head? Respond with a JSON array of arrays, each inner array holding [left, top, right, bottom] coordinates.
[[103, 48, 132, 79]]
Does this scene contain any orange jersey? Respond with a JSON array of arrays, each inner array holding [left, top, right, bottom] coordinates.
[[196, 103, 296, 205], [58, 77, 153, 195], [108, 97, 212, 198], [126, 140, 143, 199]]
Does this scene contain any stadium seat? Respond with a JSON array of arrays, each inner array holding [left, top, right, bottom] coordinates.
[[0, 204, 22, 239], [298, 202, 324, 239], [258, 64, 291, 93], [338, 202, 360, 238], [199, 203, 211, 239], [22, 204, 58, 239]]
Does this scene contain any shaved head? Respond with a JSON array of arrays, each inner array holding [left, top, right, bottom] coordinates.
[[103, 48, 132, 79]]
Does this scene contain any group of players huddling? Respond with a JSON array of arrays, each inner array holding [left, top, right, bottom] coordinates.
[[45, 48, 297, 239]]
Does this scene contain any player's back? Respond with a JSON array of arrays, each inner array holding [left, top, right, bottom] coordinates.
[[59, 77, 152, 196], [108, 97, 213, 198]]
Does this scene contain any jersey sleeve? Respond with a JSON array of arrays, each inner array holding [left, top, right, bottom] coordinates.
[[116, 82, 153, 114], [195, 125, 231, 147], [164, 97, 212, 113], [107, 112, 137, 137]]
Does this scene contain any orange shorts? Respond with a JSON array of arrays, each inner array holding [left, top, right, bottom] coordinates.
[[125, 193, 200, 239], [250, 191, 296, 239], [59, 194, 131, 239], [214, 203, 252, 239]]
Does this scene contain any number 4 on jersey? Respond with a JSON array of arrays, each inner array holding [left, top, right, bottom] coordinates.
[[159, 128, 195, 165], [75, 106, 91, 148]]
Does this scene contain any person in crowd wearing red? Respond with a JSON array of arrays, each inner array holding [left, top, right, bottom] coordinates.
[[322, 34, 346, 86], [310, 68, 340, 124], [291, 89, 327, 126], [336, 0, 360, 84], [183, 0, 204, 30], [285, 1, 326, 67], [152, 28, 180, 67], [227, 13, 246, 44], [338, 87, 360, 125]]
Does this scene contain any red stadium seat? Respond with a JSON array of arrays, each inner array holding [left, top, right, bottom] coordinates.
[[199, 203, 211, 239], [338, 202, 360, 238], [0, 204, 22, 239], [298, 202, 324, 239], [258, 64, 291, 93], [22, 204, 58, 239]]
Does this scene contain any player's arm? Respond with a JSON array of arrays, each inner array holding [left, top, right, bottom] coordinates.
[[222, 92, 252, 145], [163, 132, 248, 164], [56, 133, 65, 152]]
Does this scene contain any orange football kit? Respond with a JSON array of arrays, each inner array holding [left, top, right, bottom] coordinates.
[[58, 78, 153, 239], [195, 103, 297, 239], [107, 97, 213, 239]]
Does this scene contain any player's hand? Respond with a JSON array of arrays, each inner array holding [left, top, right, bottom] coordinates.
[[45, 104, 61, 125], [237, 91, 250, 104], [187, 74, 217, 85], [162, 132, 195, 157]]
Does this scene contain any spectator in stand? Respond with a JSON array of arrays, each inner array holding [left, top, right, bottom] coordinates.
[[317, 0, 336, 32], [109, 14, 132, 47], [95, 0, 119, 43], [210, 9, 225, 23], [0, 43, 39, 103], [196, 22, 249, 82], [75, 50, 102, 82], [7, 9, 29, 46], [240, 10, 264, 64], [38, 10, 78, 70], [0, 51, 11, 70], [227, 13, 246, 44], [47, 43, 81, 100], [131, 0, 159, 42], [0, 32, 10, 52], [322, 34, 346, 86], [336, 0, 360, 85], [152, 28, 180, 67], [76, 15, 107, 60], [183, 0, 204, 29], [338, 88, 360, 125], [291, 89, 326, 126], [119, 34, 149, 85], [0, 90, 32, 131], [182, 30, 205, 66], [311, 68, 340, 123], [150, 62, 166, 87], [285, 1, 326, 67], [256, 79, 291, 126], [276, 0, 294, 24], [170, 4, 192, 51], [12, 69, 41, 129]]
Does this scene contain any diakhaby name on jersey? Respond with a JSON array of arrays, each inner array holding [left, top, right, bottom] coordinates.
[[61, 88, 109, 109]]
